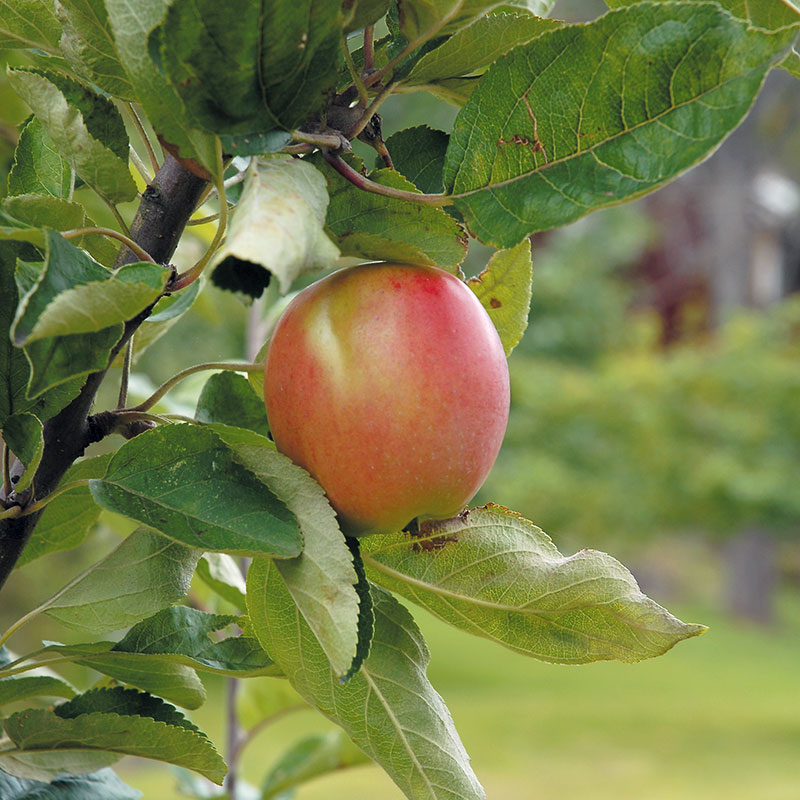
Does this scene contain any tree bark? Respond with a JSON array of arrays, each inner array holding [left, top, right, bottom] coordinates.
[[0, 155, 208, 591]]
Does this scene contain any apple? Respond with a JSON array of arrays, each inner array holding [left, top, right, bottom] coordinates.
[[263, 262, 510, 536]]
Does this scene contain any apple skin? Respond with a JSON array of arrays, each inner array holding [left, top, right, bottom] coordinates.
[[263, 262, 510, 536]]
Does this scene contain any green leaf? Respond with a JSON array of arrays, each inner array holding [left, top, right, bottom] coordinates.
[[261, 731, 370, 798], [208, 425, 360, 678], [0, 748, 119, 783], [1, 706, 226, 784], [57, 0, 137, 101], [248, 566, 487, 800], [0, 242, 83, 427], [54, 687, 201, 735], [379, 126, 449, 194], [404, 10, 562, 86], [444, 3, 797, 246], [316, 153, 467, 270], [605, 0, 800, 30], [0, 767, 141, 800], [343, 0, 391, 32], [210, 157, 339, 299], [782, 46, 800, 79], [343, 538, 374, 681], [1, 412, 43, 493], [104, 0, 217, 173], [235, 678, 306, 731], [39, 528, 199, 635], [0, 0, 62, 52], [89, 424, 302, 558], [155, 0, 342, 134], [111, 605, 278, 677], [0, 675, 77, 707], [218, 130, 293, 158], [466, 238, 532, 356], [362, 504, 707, 664], [17, 454, 111, 568], [195, 552, 247, 611], [14, 233, 168, 344], [8, 117, 73, 199], [6, 69, 137, 204]]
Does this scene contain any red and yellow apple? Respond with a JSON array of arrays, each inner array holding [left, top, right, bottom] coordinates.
[[263, 262, 510, 535]]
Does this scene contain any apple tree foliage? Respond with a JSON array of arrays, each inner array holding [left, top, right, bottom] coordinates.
[[0, 0, 797, 797]]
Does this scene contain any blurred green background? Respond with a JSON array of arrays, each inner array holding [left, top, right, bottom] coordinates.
[[2, 0, 800, 797]]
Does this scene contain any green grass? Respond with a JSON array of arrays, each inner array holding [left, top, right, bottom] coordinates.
[[118, 597, 800, 799]]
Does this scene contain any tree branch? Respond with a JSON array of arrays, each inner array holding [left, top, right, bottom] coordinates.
[[0, 154, 209, 592]]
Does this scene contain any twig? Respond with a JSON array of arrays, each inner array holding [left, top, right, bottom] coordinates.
[[124, 103, 159, 175], [117, 340, 133, 409], [2, 443, 10, 499], [224, 677, 241, 800], [346, 82, 393, 140], [126, 362, 263, 412], [363, 25, 375, 73], [60, 227, 156, 264], [322, 151, 448, 205]]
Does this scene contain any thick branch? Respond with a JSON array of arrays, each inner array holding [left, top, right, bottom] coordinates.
[[0, 154, 208, 591]]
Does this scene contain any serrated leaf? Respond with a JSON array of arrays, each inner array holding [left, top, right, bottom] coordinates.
[[55, 687, 202, 735], [362, 504, 707, 664], [57, 0, 137, 101], [8, 117, 73, 198], [0, 0, 62, 52], [248, 565, 487, 800], [111, 605, 278, 676], [38, 528, 199, 635], [444, 3, 797, 246], [466, 238, 531, 355], [380, 126, 449, 194], [6, 69, 137, 204], [0, 675, 77, 707], [1, 411, 43, 493], [0, 242, 83, 427], [261, 731, 370, 798], [0, 767, 141, 800], [316, 153, 467, 270], [405, 10, 561, 85], [18, 454, 111, 568], [211, 157, 339, 299], [196, 371, 268, 437], [155, 0, 342, 134], [208, 425, 360, 678], [343, 537, 374, 681], [104, 0, 217, 173], [1, 707, 226, 784], [89, 425, 302, 558], [14, 234, 168, 344], [782, 46, 800, 78], [196, 552, 247, 611]]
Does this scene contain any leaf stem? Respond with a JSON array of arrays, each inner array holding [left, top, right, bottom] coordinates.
[[171, 139, 228, 292], [129, 144, 154, 185], [0, 506, 21, 521], [342, 33, 369, 107], [363, 25, 375, 72], [123, 103, 160, 176], [60, 227, 156, 264], [322, 151, 449, 206], [104, 199, 132, 238], [18, 480, 91, 518], [346, 82, 393, 140], [291, 129, 349, 150], [117, 340, 133, 409], [126, 362, 263, 412]]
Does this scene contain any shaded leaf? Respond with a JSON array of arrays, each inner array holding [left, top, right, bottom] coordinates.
[[444, 3, 797, 246], [248, 564, 487, 800], [0, 767, 141, 800], [1, 412, 43, 493], [7, 117, 73, 199], [343, 0, 391, 32], [155, 0, 342, 134], [316, 153, 467, 270], [17, 454, 111, 568], [261, 731, 370, 798], [89, 425, 302, 558], [6, 69, 136, 204], [235, 679, 306, 731], [1, 706, 226, 784], [466, 238, 532, 355], [211, 157, 339, 299], [782, 46, 800, 79], [379, 126, 448, 194], [0, 675, 77, 707], [362, 504, 707, 664], [209, 425, 360, 678], [39, 528, 199, 635]]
